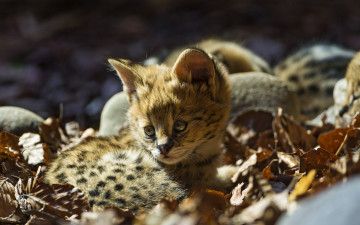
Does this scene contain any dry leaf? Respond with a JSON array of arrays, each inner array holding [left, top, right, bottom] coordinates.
[[228, 110, 273, 147], [15, 178, 90, 219], [232, 191, 288, 224], [232, 154, 257, 182], [0, 132, 20, 160], [350, 114, 360, 128], [318, 128, 349, 154], [0, 178, 19, 222], [277, 152, 298, 168], [39, 117, 67, 151], [262, 159, 279, 180], [273, 115, 317, 153], [19, 133, 44, 165], [223, 131, 246, 164], [299, 148, 338, 173], [65, 121, 81, 138], [289, 170, 316, 201], [230, 183, 245, 206]]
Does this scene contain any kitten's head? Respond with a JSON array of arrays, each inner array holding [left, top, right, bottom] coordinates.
[[108, 49, 230, 165]]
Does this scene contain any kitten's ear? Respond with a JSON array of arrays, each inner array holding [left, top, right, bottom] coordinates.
[[172, 49, 216, 84], [108, 58, 138, 103]]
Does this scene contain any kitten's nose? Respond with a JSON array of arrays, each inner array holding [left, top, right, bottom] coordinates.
[[156, 141, 174, 155]]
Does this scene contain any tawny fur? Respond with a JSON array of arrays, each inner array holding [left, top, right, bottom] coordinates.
[[45, 48, 233, 213], [274, 44, 355, 118], [344, 52, 360, 107], [164, 39, 271, 74]]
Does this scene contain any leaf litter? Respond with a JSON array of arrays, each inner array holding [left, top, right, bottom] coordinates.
[[0, 112, 359, 224]]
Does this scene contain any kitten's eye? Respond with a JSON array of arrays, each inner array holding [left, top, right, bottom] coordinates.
[[173, 120, 187, 132], [144, 126, 155, 137]]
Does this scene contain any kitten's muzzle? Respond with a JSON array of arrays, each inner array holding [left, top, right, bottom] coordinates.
[[156, 141, 174, 155]]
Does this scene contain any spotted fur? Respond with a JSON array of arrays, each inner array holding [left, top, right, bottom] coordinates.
[[164, 39, 271, 74], [274, 44, 355, 119], [344, 52, 360, 108], [45, 48, 232, 213]]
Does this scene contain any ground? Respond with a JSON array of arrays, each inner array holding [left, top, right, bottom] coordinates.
[[1, 0, 360, 128]]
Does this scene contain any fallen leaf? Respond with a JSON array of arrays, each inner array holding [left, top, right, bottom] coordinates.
[[65, 121, 80, 138], [299, 148, 338, 173], [273, 115, 317, 153], [232, 191, 288, 224], [289, 169, 316, 201], [228, 110, 273, 147], [318, 128, 349, 154], [350, 114, 360, 128], [15, 177, 90, 219], [0, 178, 20, 223], [19, 133, 44, 165], [232, 154, 257, 182], [262, 159, 279, 180], [0, 132, 20, 160], [277, 152, 298, 168], [223, 131, 246, 164], [38, 117, 67, 151], [230, 183, 245, 206]]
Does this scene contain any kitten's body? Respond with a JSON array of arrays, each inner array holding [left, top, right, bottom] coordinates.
[[45, 49, 233, 213], [274, 44, 355, 119], [164, 39, 271, 74], [344, 52, 360, 108]]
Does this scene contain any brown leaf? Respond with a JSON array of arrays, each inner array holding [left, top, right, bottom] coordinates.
[[0, 178, 19, 222], [0, 132, 20, 160], [42, 144, 55, 166], [1, 159, 34, 183], [350, 114, 360, 128], [15, 177, 90, 219], [273, 114, 317, 153], [261, 160, 279, 180], [202, 189, 228, 211], [343, 128, 360, 151], [299, 148, 338, 173], [256, 149, 273, 162], [256, 129, 275, 150], [38, 117, 67, 151], [223, 131, 246, 164], [228, 110, 273, 148], [318, 128, 349, 154]]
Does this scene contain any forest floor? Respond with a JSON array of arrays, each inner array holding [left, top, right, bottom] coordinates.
[[1, 0, 360, 128]]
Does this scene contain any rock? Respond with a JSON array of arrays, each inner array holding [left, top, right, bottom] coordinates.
[[99, 92, 130, 136], [0, 106, 44, 136], [229, 72, 300, 122], [276, 175, 360, 225], [99, 72, 299, 136]]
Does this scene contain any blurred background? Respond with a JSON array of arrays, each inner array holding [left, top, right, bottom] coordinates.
[[1, 0, 360, 129]]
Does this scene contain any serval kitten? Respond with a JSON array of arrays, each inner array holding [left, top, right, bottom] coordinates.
[[339, 51, 360, 118], [274, 44, 355, 119], [45, 48, 233, 213], [164, 39, 271, 74]]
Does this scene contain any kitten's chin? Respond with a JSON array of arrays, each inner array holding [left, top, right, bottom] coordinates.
[[153, 150, 190, 165]]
